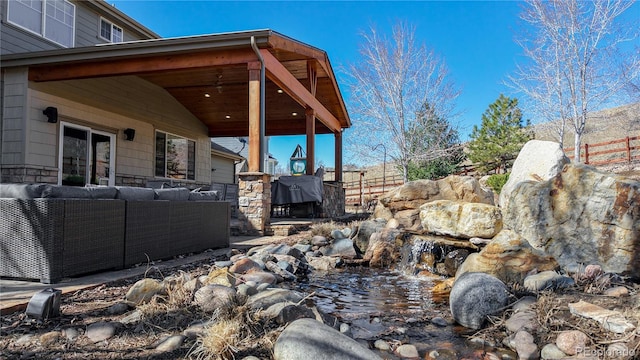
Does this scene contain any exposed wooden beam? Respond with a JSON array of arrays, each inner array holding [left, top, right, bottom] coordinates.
[[260, 49, 342, 133], [29, 49, 259, 82]]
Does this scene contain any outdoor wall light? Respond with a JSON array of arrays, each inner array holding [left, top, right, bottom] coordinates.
[[124, 128, 136, 141], [43, 107, 58, 123]]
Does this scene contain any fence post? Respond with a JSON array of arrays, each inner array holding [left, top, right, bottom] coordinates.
[[359, 171, 364, 207], [626, 136, 631, 162], [584, 143, 589, 164]]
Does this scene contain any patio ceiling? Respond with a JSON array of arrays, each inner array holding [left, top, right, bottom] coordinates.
[[5, 30, 350, 138]]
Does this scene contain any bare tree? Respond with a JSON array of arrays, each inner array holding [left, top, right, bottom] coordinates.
[[509, 0, 639, 159], [344, 22, 460, 182]]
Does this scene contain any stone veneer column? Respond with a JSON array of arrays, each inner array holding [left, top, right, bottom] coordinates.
[[237, 172, 271, 235]]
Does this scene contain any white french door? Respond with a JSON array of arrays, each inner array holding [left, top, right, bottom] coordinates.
[[58, 122, 116, 186]]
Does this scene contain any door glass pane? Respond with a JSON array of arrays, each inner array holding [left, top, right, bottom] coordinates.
[[62, 126, 88, 186], [91, 133, 111, 185]]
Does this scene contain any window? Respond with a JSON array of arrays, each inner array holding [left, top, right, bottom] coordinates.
[[100, 18, 123, 43], [155, 131, 196, 180], [7, 0, 75, 48]]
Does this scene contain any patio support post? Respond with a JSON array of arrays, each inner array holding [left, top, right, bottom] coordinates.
[[247, 61, 262, 172], [305, 107, 316, 175], [335, 130, 342, 182]]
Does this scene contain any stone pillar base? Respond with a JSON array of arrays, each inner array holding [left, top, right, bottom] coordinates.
[[237, 172, 271, 235]]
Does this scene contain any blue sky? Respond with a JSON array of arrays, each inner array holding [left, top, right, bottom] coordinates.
[[109, 0, 637, 168]]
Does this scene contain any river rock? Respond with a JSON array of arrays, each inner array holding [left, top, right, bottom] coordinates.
[[568, 300, 636, 333], [499, 140, 569, 210], [394, 344, 419, 358], [39, 331, 60, 347], [449, 272, 510, 329], [456, 229, 558, 284], [353, 218, 387, 253], [365, 228, 402, 268], [306, 255, 341, 271], [86, 321, 118, 343], [375, 176, 495, 215], [555, 330, 588, 355], [505, 330, 539, 360], [540, 344, 566, 359], [604, 286, 629, 297], [523, 271, 575, 292], [155, 334, 186, 352], [311, 235, 329, 247], [193, 284, 236, 312], [505, 309, 537, 333], [230, 258, 263, 274], [240, 271, 278, 286], [206, 267, 236, 287], [503, 163, 640, 277], [420, 200, 503, 239], [125, 278, 165, 306], [321, 238, 358, 259], [273, 318, 383, 360], [246, 288, 305, 311]]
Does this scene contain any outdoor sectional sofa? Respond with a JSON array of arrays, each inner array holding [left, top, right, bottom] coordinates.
[[0, 184, 229, 283]]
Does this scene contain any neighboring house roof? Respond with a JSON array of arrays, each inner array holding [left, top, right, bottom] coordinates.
[[211, 142, 245, 161], [0, 29, 351, 137]]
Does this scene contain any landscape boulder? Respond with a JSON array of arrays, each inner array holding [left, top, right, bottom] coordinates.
[[374, 175, 494, 216], [503, 163, 640, 277], [499, 140, 569, 210], [419, 200, 502, 239], [455, 229, 558, 285]]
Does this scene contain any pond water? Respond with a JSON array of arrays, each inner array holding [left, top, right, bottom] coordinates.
[[294, 266, 495, 359]]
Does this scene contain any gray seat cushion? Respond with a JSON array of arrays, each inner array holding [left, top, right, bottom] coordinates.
[[0, 184, 47, 199], [42, 185, 117, 199], [188, 190, 220, 201], [154, 187, 190, 201], [116, 187, 156, 201]]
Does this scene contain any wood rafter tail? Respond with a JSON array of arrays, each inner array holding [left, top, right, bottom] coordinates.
[[260, 48, 341, 134]]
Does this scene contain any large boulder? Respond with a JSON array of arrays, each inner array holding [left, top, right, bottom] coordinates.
[[273, 318, 383, 360], [503, 164, 640, 277], [375, 175, 494, 215], [455, 229, 558, 285], [419, 200, 503, 239], [499, 140, 569, 209], [450, 272, 510, 330]]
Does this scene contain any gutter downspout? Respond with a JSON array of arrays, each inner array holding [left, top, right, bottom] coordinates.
[[250, 36, 266, 173]]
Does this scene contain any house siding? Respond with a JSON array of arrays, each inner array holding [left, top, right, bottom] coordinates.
[[0, 0, 152, 56], [1, 68, 29, 166], [23, 75, 211, 185], [212, 156, 236, 184]]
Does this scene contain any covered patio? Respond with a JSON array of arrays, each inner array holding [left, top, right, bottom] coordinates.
[[3, 29, 351, 234]]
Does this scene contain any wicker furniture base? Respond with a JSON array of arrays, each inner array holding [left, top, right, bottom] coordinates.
[[0, 199, 125, 283]]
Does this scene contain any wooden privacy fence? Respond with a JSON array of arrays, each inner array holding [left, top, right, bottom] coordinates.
[[564, 135, 640, 165], [344, 174, 404, 209]]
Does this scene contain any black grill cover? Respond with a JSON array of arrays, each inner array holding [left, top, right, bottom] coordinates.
[[272, 175, 323, 205]]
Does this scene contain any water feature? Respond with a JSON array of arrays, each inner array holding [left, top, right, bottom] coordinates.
[[290, 239, 510, 359]]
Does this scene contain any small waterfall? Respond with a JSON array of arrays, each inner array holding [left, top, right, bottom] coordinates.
[[397, 237, 438, 275]]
